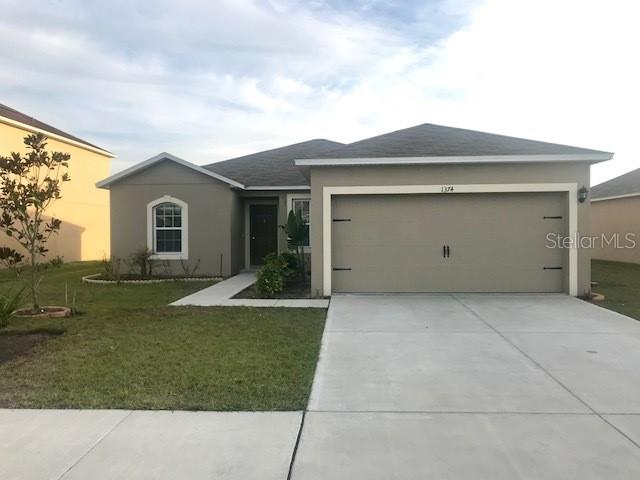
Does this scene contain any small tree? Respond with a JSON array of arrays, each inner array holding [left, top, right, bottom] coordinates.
[[284, 209, 307, 280], [0, 133, 70, 310]]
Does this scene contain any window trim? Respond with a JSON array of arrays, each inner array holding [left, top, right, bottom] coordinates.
[[147, 195, 189, 260], [286, 193, 311, 251]]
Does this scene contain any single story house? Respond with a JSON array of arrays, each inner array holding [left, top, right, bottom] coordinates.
[[591, 168, 640, 263], [97, 123, 612, 297], [0, 103, 113, 261]]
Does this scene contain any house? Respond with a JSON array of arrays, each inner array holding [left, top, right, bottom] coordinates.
[[591, 168, 640, 263], [97, 123, 612, 297], [0, 103, 113, 261]]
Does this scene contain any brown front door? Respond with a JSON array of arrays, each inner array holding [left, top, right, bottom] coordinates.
[[250, 204, 278, 266]]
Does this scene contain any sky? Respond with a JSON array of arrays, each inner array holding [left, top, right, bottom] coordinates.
[[1, 0, 638, 185]]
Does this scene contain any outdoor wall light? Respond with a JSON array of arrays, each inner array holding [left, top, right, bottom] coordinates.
[[578, 185, 589, 203]]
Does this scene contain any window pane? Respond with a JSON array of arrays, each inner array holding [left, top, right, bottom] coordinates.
[[156, 229, 182, 253], [293, 199, 310, 224], [292, 199, 310, 247], [303, 224, 310, 247], [155, 202, 182, 228]]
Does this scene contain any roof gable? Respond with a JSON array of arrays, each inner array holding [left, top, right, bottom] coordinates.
[[298, 123, 612, 163], [97, 152, 244, 189], [0, 103, 113, 157]]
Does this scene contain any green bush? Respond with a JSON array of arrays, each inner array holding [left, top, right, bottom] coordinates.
[[0, 286, 25, 329], [280, 251, 298, 271], [256, 253, 291, 297]]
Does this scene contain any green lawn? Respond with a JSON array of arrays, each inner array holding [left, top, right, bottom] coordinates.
[[591, 259, 640, 321], [0, 262, 326, 410]]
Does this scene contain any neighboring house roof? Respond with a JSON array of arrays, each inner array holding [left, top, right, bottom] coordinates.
[[96, 152, 244, 189], [591, 168, 640, 201], [0, 103, 113, 157], [296, 123, 612, 166], [203, 139, 344, 187]]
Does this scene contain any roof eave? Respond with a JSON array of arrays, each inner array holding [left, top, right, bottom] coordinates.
[[0, 115, 115, 158], [591, 192, 640, 202], [295, 153, 614, 167], [243, 185, 310, 191]]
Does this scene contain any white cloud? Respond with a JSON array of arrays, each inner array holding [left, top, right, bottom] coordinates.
[[0, 0, 637, 185]]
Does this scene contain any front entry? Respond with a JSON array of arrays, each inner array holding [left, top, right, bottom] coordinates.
[[249, 204, 278, 266]]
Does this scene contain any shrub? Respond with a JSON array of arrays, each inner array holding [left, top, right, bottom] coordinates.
[[102, 255, 122, 282], [180, 258, 201, 277], [280, 251, 298, 271], [256, 253, 289, 297], [48, 256, 64, 267], [0, 286, 25, 329], [284, 209, 307, 279], [128, 248, 153, 277]]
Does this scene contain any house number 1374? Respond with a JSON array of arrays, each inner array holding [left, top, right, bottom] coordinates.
[[441, 185, 454, 193]]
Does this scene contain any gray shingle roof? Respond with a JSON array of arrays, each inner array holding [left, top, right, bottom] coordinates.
[[591, 168, 640, 200], [306, 123, 611, 159], [0, 103, 111, 154], [204, 139, 343, 187]]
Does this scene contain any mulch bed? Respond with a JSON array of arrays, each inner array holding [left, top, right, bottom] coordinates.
[[0, 331, 61, 364], [82, 273, 220, 284], [234, 278, 312, 299]]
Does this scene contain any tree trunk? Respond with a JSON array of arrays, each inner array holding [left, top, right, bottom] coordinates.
[[30, 245, 38, 310]]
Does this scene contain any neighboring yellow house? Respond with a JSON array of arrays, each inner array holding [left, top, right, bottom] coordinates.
[[0, 103, 113, 261]]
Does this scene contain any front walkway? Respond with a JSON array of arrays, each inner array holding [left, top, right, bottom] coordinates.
[[291, 294, 640, 479], [170, 272, 329, 308], [0, 409, 301, 480]]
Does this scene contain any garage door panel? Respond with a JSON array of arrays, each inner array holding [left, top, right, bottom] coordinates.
[[331, 193, 567, 293], [333, 266, 564, 293]]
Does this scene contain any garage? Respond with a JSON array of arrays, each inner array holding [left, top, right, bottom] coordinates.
[[331, 192, 568, 293], [297, 123, 610, 297]]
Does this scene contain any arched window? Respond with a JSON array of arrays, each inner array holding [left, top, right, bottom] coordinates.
[[147, 196, 188, 259]]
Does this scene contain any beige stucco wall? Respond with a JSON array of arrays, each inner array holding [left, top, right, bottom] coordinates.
[[109, 160, 240, 277], [309, 162, 591, 297], [0, 120, 111, 261], [591, 196, 640, 263]]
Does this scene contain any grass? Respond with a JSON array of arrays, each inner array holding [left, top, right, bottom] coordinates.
[[591, 259, 640, 321], [0, 262, 326, 410]]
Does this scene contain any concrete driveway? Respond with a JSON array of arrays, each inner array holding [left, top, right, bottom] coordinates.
[[291, 294, 640, 479]]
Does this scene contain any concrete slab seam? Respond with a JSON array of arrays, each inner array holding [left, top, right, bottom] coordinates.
[[286, 411, 306, 480], [56, 411, 133, 480]]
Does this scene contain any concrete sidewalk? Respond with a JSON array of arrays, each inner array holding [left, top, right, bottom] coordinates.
[[170, 272, 329, 308], [0, 409, 301, 480]]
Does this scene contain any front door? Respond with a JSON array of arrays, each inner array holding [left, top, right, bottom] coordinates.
[[250, 204, 278, 266]]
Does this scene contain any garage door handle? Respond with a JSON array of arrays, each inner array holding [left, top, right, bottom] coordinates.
[[446, 245, 450, 258], [443, 245, 447, 258]]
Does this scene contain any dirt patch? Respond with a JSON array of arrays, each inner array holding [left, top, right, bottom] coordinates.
[[234, 279, 312, 299], [0, 331, 61, 364]]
